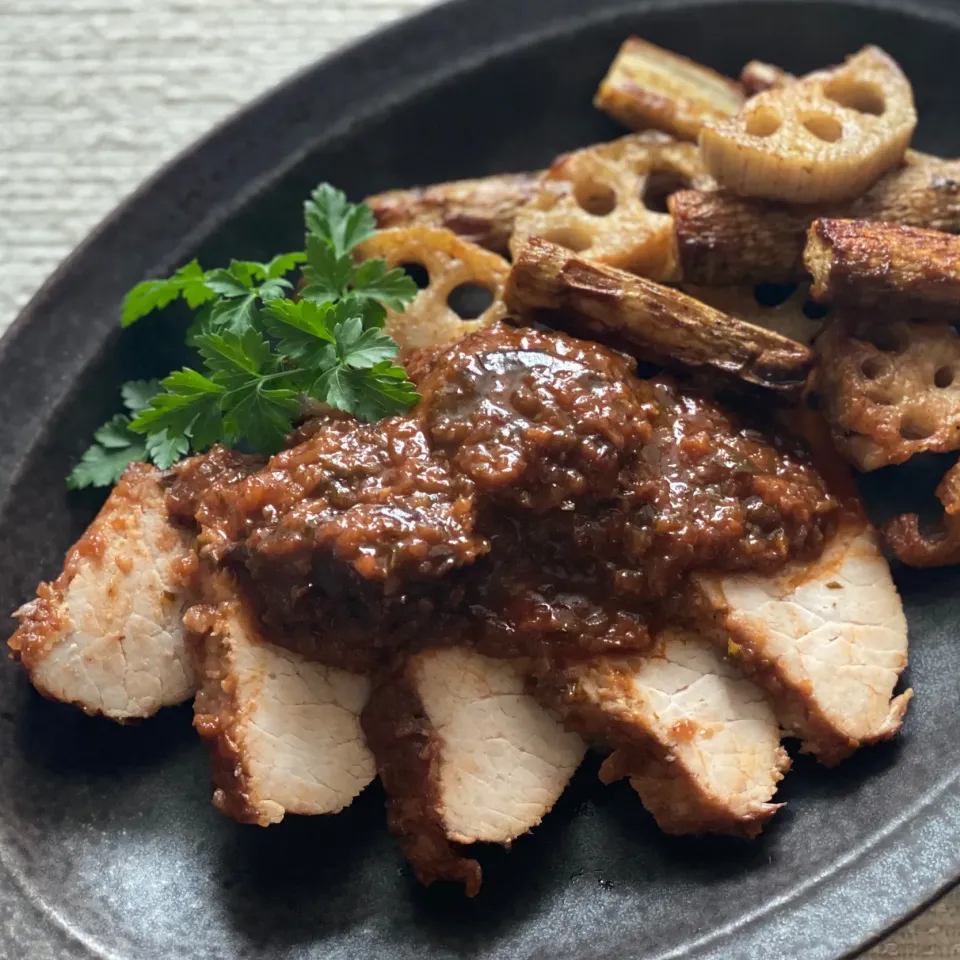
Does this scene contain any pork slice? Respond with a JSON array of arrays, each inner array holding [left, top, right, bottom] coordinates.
[[187, 580, 375, 825], [543, 628, 788, 838], [691, 517, 911, 765], [9, 463, 196, 719], [363, 647, 586, 895]]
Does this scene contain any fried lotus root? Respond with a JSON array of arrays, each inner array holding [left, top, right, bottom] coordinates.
[[510, 132, 713, 282], [806, 219, 960, 320], [594, 37, 744, 140], [366, 172, 540, 256], [884, 458, 960, 567], [700, 46, 917, 203], [356, 227, 509, 354], [740, 61, 795, 96], [681, 283, 828, 347], [814, 315, 960, 470]]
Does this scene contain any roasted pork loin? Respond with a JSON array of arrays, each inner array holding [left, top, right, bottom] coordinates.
[[187, 573, 375, 823], [539, 628, 788, 838], [9, 464, 197, 719], [692, 515, 910, 765], [362, 647, 585, 895]]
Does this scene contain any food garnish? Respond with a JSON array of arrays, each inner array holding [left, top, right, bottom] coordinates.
[[68, 185, 418, 488]]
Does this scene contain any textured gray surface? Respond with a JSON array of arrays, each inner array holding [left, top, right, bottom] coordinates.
[[0, 0, 433, 337], [0, 0, 956, 956]]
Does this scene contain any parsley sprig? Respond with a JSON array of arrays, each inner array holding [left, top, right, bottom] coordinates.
[[68, 185, 418, 489]]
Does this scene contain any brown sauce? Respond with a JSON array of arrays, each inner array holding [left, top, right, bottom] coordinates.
[[170, 323, 837, 673]]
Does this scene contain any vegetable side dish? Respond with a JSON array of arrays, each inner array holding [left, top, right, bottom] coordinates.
[[17, 38, 960, 897]]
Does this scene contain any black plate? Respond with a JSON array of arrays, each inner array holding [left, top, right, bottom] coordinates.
[[2, 1, 960, 957]]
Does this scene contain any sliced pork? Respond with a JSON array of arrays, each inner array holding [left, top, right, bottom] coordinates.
[[9, 464, 196, 719], [692, 515, 911, 765], [362, 647, 586, 895], [540, 628, 788, 838], [187, 574, 375, 824]]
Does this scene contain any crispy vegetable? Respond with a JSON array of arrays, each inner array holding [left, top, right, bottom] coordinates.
[[366, 172, 540, 256], [884, 458, 960, 567], [814, 314, 960, 471], [594, 37, 744, 141], [71, 187, 420, 487], [505, 237, 812, 395], [670, 151, 960, 284], [510, 132, 712, 282], [700, 47, 916, 203], [356, 226, 509, 354], [806, 219, 960, 319], [681, 283, 827, 346], [740, 61, 795, 96]]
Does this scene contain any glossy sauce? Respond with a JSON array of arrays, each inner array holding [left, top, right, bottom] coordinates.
[[172, 323, 837, 673]]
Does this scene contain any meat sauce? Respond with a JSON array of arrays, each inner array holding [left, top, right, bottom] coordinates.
[[170, 323, 837, 673]]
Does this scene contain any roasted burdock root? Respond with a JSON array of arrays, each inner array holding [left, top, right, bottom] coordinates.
[[186, 573, 375, 825], [504, 236, 812, 396], [362, 648, 585, 895], [355, 226, 509, 353], [594, 37, 743, 140], [8, 463, 197, 720], [681, 283, 827, 347], [885, 458, 960, 566], [365, 172, 540, 257], [509, 132, 712, 282], [740, 60, 795, 96], [535, 629, 789, 838], [805, 219, 960, 319], [700, 46, 916, 204], [670, 151, 960, 285], [813, 315, 960, 470], [691, 416, 911, 765]]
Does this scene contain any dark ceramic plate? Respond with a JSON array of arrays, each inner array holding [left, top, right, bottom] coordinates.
[[2, 0, 960, 957]]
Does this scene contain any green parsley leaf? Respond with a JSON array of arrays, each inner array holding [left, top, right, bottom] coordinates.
[[203, 268, 251, 299], [300, 235, 355, 305], [66, 413, 147, 490], [223, 383, 300, 454], [197, 329, 300, 453], [120, 379, 163, 416], [207, 293, 261, 337], [312, 361, 418, 421], [265, 251, 307, 278], [145, 428, 191, 470], [350, 259, 418, 311], [74, 183, 420, 488], [351, 362, 421, 421], [334, 316, 399, 368], [195, 328, 278, 387], [305, 316, 415, 420], [122, 260, 216, 327], [129, 367, 226, 460], [123, 254, 302, 330], [305, 184, 376, 258], [262, 298, 336, 364]]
